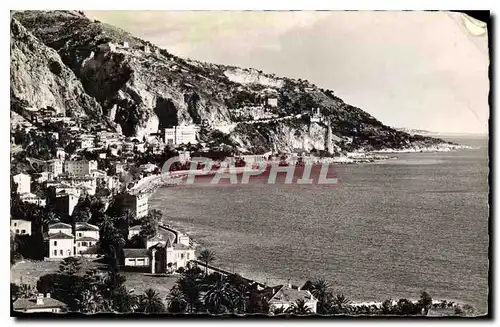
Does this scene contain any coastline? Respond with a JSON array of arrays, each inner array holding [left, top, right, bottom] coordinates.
[[139, 143, 481, 312]]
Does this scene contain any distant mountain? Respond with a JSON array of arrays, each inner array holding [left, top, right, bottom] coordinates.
[[11, 10, 453, 154]]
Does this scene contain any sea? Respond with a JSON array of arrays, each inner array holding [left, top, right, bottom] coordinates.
[[150, 136, 489, 313]]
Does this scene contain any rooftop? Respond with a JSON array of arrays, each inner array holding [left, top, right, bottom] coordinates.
[[48, 222, 72, 229], [75, 222, 99, 231], [48, 232, 74, 240], [269, 285, 317, 304], [13, 296, 67, 311]]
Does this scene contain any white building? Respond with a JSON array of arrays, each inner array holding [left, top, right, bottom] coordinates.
[[20, 192, 46, 207], [117, 193, 149, 219], [268, 284, 318, 314], [267, 97, 278, 108], [36, 171, 54, 183], [11, 219, 32, 236], [13, 173, 31, 194], [48, 231, 74, 259], [75, 222, 99, 257], [164, 124, 199, 146], [64, 160, 98, 176], [178, 150, 191, 163], [47, 159, 64, 177], [311, 107, 322, 123], [56, 148, 66, 160]]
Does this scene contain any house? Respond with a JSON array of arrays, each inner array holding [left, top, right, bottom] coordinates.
[[20, 193, 46, 207], [123, 248, 150, 268], [116, 193, 149, 219], [48, 231, 74, 259], [64, 160, 98, 176], [75, 222, 99, 257], [178, 150, 191, 163], [115, 162, 126, 175], [268, 283, 318, 313], [13, 173, 31, 194], [123, 228, 195, 273], [78, 135, 94, 149], [11, 219, 32, 236], [47, 159, 64, 177], [13, 293, 67, 313]]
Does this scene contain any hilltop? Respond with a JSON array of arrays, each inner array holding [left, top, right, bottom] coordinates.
[[11, 10, 454, 154]]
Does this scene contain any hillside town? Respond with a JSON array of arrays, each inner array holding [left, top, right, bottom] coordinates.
[[10, 99, 348, 315]]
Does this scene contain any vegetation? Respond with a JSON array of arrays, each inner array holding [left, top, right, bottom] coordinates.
[[197, 249, 216, 275]]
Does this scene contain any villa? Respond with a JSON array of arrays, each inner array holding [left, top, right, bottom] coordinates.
[[268, 283, 318, 313], [11, 219, 32, 236], [13, 293, 67, 313]]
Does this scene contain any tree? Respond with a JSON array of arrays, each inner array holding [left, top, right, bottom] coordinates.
[[137, 288, 166, 313], [287, 299, 312, 315], [166, 285, 187, 313], [333, 294, 352, 314], [310, 278, 333, 314], [58, 257, 82, 276], [198, 249, 216, 275], [203, 276, 232, 314], [419, 291, 432, 315], [176, 270, 202, 313], [229, 283, 248, 314]]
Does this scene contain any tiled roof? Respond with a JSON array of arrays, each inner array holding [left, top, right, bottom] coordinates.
[[147, 230, 176, 243], [75, 222, 99, 231], [48, 232, 74, 239], [269, 286, 317, 304], [129, 225, 142, 230], [123, 248, 149, 258], [49, 222, 71, 229], [13, 297, 67, 310], [76, 236, 98, 242]]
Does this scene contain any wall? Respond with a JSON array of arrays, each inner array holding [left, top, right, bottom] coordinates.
[[49, 238, 74, 258]]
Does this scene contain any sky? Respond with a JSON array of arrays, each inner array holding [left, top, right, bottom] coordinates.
[[85, 11, 489, 134]]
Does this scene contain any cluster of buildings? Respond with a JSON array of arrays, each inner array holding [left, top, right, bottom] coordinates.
[[163, 123, 199, 147]]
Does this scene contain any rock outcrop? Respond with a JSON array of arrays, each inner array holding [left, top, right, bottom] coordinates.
[[10, 18, 101, 118]]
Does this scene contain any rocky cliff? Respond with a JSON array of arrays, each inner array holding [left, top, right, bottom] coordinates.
[[11, 10, 451, 153], [10, 17, 102, 119]]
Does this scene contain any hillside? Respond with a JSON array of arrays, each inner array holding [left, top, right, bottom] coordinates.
[[11, 10, 453, 154]]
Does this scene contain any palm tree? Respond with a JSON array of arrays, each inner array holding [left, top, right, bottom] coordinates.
[[310, 278, 332, 314], [287, 299, 312, 315], [333, 294, 352, 313], [419, 291, 432, 315], [271, 305, 287, 315], [203, 276, 232, 314], [229, 283, 248, 313], [137, 288, 166, 313], [166, 286, 187, 313], [198, 249, 216, 275]]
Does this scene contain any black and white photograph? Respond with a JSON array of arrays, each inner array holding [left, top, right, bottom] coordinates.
[[8, 7, 490, 318]]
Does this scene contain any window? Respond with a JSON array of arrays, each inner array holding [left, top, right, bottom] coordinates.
[[78, 233, 82, 237], [68, 250, 71, 256], [187, 253, 190, 260], [54, 241, 57, 246], [181, 253, 184, 259], [79, 251, 82, 254], [53, 250, 57, 256], [82, 242, 87, 246], [15, 229, 19, 234], [21, 230, 26, 234], [13, 223, 17, 227], [59, 250, 63, 255]]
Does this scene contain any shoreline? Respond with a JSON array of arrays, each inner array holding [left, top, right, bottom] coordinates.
[[140, 143, 481, 312]]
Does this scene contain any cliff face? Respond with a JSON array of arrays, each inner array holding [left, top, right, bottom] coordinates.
[[12, 10, 449, 153], [10, 18, 102, 118]]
